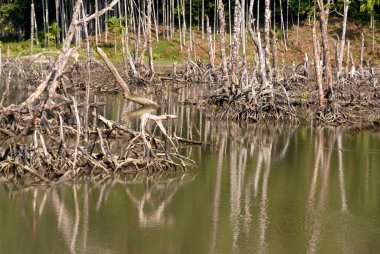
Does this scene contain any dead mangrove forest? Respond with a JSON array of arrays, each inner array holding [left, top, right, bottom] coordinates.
[[0, 0, 379, 184]]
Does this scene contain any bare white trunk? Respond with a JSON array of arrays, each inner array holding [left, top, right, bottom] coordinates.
[[147, 0, 154, 74], [316, 0, 333, 99], [312, 18, 325, 106], [206, 16, 215, 71], [337, 0, 349, 78], [264, 0, 272, 78], [230, 0, 242, 93], [360, 32, 364, 69], [30, 2, 35, 55], [218, 0, 229, 87]]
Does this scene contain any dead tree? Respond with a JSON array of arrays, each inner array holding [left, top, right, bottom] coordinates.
[[230, 0, 242, 94], [337, 0, 349, 78], [147, 0, 155, 75], [206, 16, 215, 72], [217, 0, 229, 88], [30, 2, 35, 55], [96, 47, 159, 107], [316, 0, 333, 100], [264, 0, 272, 78], [312, 21, 325, 106]]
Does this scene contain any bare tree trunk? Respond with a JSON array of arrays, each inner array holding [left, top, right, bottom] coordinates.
[[248, 19, 271, 96], [147, 0, 154, 75], [190, 0, 193, 51], [206, 16, 215, 72], [337, 0, 349, 78], [256, 0, 260, 31], [81, 3, 91, 142], [181, 0, 187, 46], [33, 2, 38, 45], [42, 0, 47, 46], [30, 2, 35, 55], [217, 0, 229, 88], [286, 0, 289, 39], [202, 0, 205, 39], [316, 0, 333, 100], [230, 0, 242, 94], [152, 0, 159, 42], [45, 0, 50, 46], [177, 0, 183, 50], [360, 32, 364, 69], [241, 0, 248, 89], [272, 31, 278, 78], [264, 0, 272, 78], [55, 0, 61, 44], [279, 0, 288, 50], [95, 0, 99, 45], [372, 10, 375, 52], [105, 0, 109, 43], [229, 0, 232, 45], [345, 40, 350, 74], [125, 18, 138, 77], [312, 21, 325, 107]]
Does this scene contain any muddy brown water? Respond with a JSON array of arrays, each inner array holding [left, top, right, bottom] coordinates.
[[1, 79, 380, 253]]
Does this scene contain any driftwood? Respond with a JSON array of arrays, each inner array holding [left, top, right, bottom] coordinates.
[[96, 47, 159, 107]]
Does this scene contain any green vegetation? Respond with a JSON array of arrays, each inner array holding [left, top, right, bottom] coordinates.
[[153, 40, 181, 62], [0, 0, 379, 41]]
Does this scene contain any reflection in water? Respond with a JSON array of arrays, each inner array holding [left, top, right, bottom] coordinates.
[[209, 131, 226, 254], [124, 175, 195, 228], [2, 174, 193, 254], [337, 133, 348, 213], [1, 85, 380, 253]]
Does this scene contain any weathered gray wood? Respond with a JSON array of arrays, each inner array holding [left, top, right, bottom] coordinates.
[[96, 47, 159, 108], [316, 0, 333, 99], [217, 0, 229, 88], [264, 0, 272, 79], [206, 16, 215, 72], [337, 0, 349, 78], [147, 0, 154, 75], [312, 19, 325, 106]]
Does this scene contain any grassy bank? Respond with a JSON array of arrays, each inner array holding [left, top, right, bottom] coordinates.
[[1, 20, 379, 67]]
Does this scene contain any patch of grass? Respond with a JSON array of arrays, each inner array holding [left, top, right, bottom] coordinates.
[[0, 39, 59, 57], [300, 92, 309, 103], [153, 40, 181, 61]]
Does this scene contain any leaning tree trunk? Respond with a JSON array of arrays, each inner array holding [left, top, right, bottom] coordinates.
[[96, 47, 159, 107]]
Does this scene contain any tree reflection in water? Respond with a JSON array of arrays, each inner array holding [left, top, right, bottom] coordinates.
[[3, 173, 194, 254]]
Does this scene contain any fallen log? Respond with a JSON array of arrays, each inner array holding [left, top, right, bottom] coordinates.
[[96, 47, 159, 108]]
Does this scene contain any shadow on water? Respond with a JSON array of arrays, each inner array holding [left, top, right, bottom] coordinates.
[[2, 78, 380, 253]]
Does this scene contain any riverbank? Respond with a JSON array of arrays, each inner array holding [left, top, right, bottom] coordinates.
[[1, 19, 379, 66]]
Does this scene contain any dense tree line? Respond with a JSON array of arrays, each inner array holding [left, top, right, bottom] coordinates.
[[0, 0, 379, 41]]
